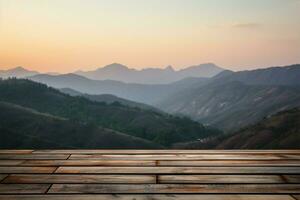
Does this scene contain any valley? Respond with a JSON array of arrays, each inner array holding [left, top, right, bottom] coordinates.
[[0, 64, 300, 149]]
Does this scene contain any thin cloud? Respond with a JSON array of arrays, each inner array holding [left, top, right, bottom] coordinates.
[[232, 23, 262, 29]]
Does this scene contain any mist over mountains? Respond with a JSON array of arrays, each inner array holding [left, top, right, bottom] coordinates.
[[211, 64, 300, 86], [75, 63, 223, 84], [0, 66, 39, 79], [25, 64, 300, 131], [158, 64, 300, 131], [0, 63, 299, 149], [175, 108, 300, 149], [28, 73, 207, 105], [0, 63, 224, 84], [0, 79, 221, 147]]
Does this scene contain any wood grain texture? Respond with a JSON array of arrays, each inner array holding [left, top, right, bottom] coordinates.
[[0, 175, 7, 182], [281, 155, 300, 159], [0, 167, 56, 174], [21, 160, 155, 166], [282, 175, 300, 183], [69, 154, 285, 160], [293, 195, 300, 200], [48, 184, 300, 194], [158, 175, 285, 183], [3, 174, 156, 184], [0, 195, 295, 200], [1, 149, 300, 197], [0, 184, 50, 194], [0, 150, 33, 154], [0, 160, 24, 166], [55, 166, 300, 174], [0, 154, 69, 160], [32, 150, 300, 154], [158, 160, 300, 166]]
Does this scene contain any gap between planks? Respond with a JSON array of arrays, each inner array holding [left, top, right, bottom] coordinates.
[[292, 195, 300, 200], [0, 195, 296, 200]]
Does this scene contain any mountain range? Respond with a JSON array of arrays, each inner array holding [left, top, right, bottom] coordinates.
[[75, 63, 224, 84], [175, 107, 300, 149], [26, 64, 300, 131], [59, 88, 157, 111], [28, 73, 207, 105], [0, 101, 160, 149], [0, 78, 221, 147], [158, 81, 300, 131], [0, 66, 39, 79], [157, 64, 300, 131], [212, 64, 300, 86], [0, 63, 224, 84], [1, 63, 299, 149]]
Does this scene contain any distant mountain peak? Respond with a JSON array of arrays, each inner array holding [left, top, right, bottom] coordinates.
[[164, 65, 175, 71], [0, 66, 39, 78], [12, 66, 27, 71], [102, 63, 129, 70], [75, 63, 225, 84], [9, 66, 38, 73], [188, 63, 221, 69]]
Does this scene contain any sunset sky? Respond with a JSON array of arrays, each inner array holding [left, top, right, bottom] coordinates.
[[0, 0, 299, 73]]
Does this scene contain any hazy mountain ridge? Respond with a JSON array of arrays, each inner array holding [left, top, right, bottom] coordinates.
[[59, 88, 157, 111], [0, 79, 221, 146], [158, 64, 300, 131], [75, 63, 224, 84], [174, 107, 300, 149], [1, 63, 223, 85], [211, 64, 300, 86], [0, 67, 39, 78], [28, 73, 208, 105], [0, 101, 160, 149]]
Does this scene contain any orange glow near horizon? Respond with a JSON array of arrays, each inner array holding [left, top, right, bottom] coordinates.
[[0, 0, 300, 73]]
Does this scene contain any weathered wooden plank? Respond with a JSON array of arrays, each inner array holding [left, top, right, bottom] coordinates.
[[33, 150, 300, 154], [0, 167, 56, 174], [0, 150, 33, 154], [0, 184, 50, 194], [55, 166, 300, 174], [281, 155, 300, 159], [0, 195, 295, 200], [48, 184, 300, 194], [0, 154, 69, 160], [293, 195, 300, 200], [282, 175, 300, 183], [159, 175, 285, 183], [69, 154, 285, 160], [0, 160, 24, 166], [21, 160, 155, 166], [158, 160, 300, 166], [0, 175, 7, 182], [3, 174, 156, 184]]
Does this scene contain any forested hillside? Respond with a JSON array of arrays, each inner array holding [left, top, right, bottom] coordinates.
[[0, 102, 160, 149], [174, 108, 300, 149], [0, 79, 221, 146]]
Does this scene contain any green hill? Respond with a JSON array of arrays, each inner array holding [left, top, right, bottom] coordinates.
[[158, 81, 300, 131], [174, 108, 300, 149], [0, 102, 160, 149], [0, 78, 221, 146], [59, 88, 157, 111]]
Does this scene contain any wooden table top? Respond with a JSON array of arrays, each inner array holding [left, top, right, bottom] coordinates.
[[0, 150, 299, 200]]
